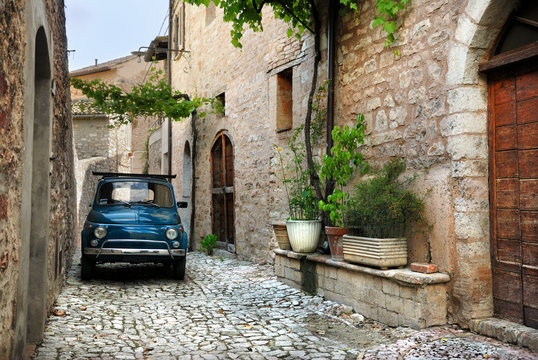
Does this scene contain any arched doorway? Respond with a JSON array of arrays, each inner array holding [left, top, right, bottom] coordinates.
[[482, 2, 538, 328], [181, 141, 192, 244], [210, 131, 235, 252], [27, 26, 52, 342]]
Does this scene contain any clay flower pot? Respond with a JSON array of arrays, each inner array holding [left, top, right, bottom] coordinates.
[[272, 223, 291, 250], [325, 226, 349, 261]]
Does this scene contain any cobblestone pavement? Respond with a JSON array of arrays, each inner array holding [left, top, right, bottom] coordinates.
[[34, 251, 536, 359]]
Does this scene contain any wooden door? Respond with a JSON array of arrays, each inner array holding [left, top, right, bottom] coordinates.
[[489, 60, 538, 328], [211, 132, 235, 252]]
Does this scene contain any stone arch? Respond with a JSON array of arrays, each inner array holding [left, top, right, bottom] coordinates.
[[26, 25, 53, 344], [181, 141, 192, 242], [443, 0, 521, 326], [182, 141, 192, 198], [446, 0, 518, 86]]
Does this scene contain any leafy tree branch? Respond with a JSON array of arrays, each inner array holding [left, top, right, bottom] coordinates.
[[70, 68, 221, 127]]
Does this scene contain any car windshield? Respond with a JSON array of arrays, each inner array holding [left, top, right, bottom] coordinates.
[[96, 181, 174, 208]]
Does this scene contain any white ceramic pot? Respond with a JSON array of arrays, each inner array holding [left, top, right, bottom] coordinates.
[[286, 219, 322, 253]]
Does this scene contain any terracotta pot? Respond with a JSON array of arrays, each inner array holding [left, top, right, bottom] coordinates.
[[286, 219, 321, 253], [325, 226, 349, 261], [272, 223, 291, 250]]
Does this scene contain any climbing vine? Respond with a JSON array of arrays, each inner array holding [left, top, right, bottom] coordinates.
[[70, 68, 222, 126]]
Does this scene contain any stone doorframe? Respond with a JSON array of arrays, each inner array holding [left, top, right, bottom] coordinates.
[[444, 0, 520, 326], [13, 1, 54, 354]]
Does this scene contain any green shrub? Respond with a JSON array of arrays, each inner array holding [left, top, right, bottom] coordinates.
[[201, 234, 217, 256], [346, 159, 428, 238]]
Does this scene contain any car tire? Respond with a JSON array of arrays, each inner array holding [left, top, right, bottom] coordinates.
[[172, 257, 186, 280], [81, 256, 95, 280]]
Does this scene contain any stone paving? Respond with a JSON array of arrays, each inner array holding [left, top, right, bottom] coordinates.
[[33, 251, 537, 359]]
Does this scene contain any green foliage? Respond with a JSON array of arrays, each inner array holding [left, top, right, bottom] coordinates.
[[275, 83, 330, 220], [70, 67, 221, 126], [276, 127, 320, 220], [346, 158, 429, 238], [372, 0, 410, 50], [201, 233, 217, 255], [142, 136, 149, 174], [318, 114, 368, 227], [185, 0, 408, 49]]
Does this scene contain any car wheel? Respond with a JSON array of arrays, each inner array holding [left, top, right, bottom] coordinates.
[[81, 256, 95, 280], [172, 257, 186, 280]]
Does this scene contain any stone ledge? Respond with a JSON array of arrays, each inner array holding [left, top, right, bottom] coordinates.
[[470, 318, 538, 353], [273, 249, 451, 286], [274, 249, 450, 328]]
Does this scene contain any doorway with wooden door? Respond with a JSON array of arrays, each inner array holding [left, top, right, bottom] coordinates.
[[211, 131, 235, 252], [485, 4, 538, 328]]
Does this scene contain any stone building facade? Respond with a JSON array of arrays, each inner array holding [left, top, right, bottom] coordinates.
[[70, 56, 163, 232], [154, 0, 537, 331], [0, 0, 77, 357]]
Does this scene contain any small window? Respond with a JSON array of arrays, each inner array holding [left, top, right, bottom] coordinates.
[[276, 68, 293, 132], [176, 3, 185, 54], [206, 2, 216, 26], [495, 2, 538, 55], [216, 92, 225, 115]]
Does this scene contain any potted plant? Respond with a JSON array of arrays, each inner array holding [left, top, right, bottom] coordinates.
[[272, 222, 291, 250], [319, 115, 368, 261], [276, 127, 321, 253], [343, 159, 429, 269]]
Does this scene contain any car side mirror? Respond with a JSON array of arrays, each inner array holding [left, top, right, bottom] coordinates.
[[177, 201, 188, 208]]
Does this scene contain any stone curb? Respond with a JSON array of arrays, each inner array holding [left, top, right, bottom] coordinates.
[[470, 318, 538, 353], [274, 249, 451, 285]]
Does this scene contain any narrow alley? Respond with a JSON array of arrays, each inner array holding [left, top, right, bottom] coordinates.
[[32, 252, 536, 360]]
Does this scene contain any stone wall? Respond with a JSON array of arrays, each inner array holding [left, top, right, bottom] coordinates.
[[333, 0, 517, 327], [0, 1, 29, 355], [275, 250, 450, 329], [161, 0, 522, 328], [0, 0, 76, 356], [169, 3, 315, 260]]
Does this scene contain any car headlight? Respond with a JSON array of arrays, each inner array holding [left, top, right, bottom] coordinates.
[[90, 239, 99, 247], [94, 226, 107, 239], [166, 228, 178, 240], [172, 241, 180, 248]]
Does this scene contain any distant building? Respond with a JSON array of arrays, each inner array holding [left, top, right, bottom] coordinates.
[[0, 0, 77, 357], [70, 55, 163, 231]]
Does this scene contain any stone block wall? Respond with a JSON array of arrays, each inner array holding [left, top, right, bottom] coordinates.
[[1, 0, 76, 356], [331, 0, 519, 327], [274, 250, 450, 329], [0, 1, 28, 354], [161, 0, 523, 328], [169, 3, 315, 260]]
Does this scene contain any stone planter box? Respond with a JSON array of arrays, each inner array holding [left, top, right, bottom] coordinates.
[[342, 235, 407, 269]]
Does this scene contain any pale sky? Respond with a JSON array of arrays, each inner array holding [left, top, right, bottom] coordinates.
[[65, 0, 169, 71]]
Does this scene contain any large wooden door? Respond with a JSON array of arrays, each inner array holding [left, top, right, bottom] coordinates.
[[211, 132, 235, 252], [489, 60, 538, 328]]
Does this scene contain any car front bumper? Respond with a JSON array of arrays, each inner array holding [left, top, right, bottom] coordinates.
[[82, 239, 185, 262]]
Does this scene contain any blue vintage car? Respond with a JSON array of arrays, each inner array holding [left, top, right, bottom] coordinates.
[[81, 172, 188, 280]]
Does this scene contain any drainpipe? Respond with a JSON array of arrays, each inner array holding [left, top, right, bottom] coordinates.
[[167, 0, 173, 177], [325, 0, 338, 198]]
